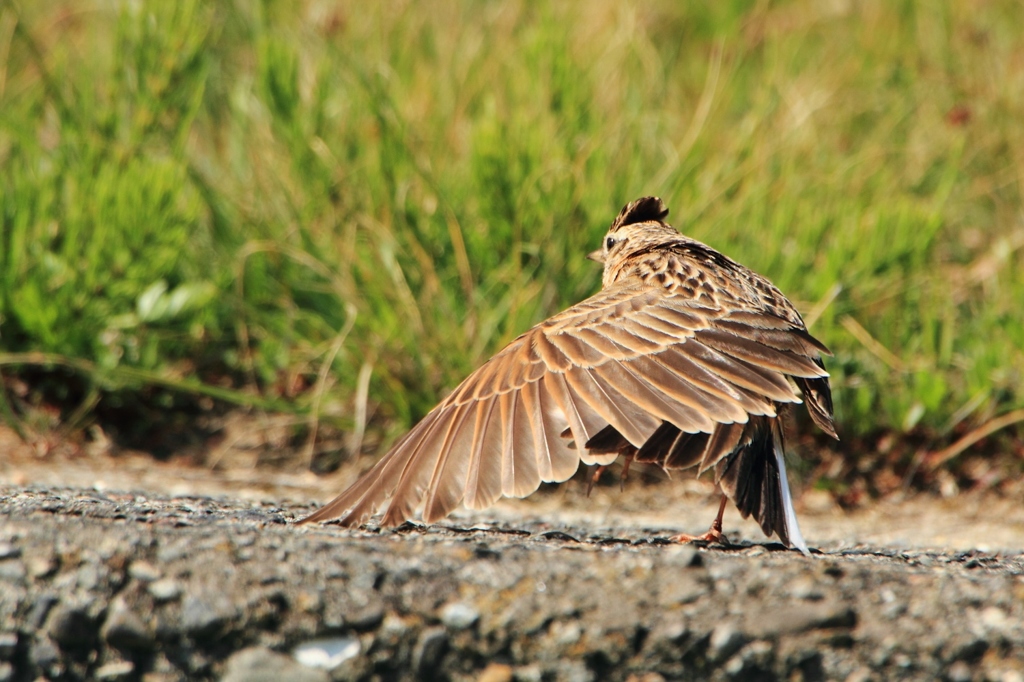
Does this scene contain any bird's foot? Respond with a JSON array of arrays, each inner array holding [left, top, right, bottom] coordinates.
[[669, 527, 728, 546], [670, 494, 729, 546]]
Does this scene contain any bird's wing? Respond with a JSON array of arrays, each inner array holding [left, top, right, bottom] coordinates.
[[300, 282, 829, 527]]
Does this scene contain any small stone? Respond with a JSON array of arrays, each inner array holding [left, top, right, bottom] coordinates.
[[440, 602, 479, 631], [788, 576, 824, 601], [75, 563, 103, 591], [48, 603, 97, 648], [644, 619, 690, 659], [346, 601, 385, 631], [947, 637, 987, 663], [28, 556, 58, 579], [294, 590, 322, 614], [513, 664, 543, 682], [0, 633, 16, 660], [0, 561, 25, 583], [27, 595, 57, 630], [102, 598, 154, 650], [790, 650, 824, 680], [29, 636, 60, 670], [413, 627, 448, 675], [725, 641, 774, 679], [478, 662, 514, 682], [0, 661, 12, 682], [550, 620, 582, 646], [148, 578, 183, 602], [292, 636, 361, 670], [0, 543, 21, 560], [128, 560, 162, 582], [709, 623, 747, 662], [659, 573, 708, 604], [222, 647, 328, 682], [94, 660, 135, 681], [549, 660, 594, 682], [749, 604, 856, 638], [945, 660, 972, 682], [666, 545, 701, 566], [844, 668, 872, 682], [181, 593, 239, 638], [980, 606, 1009, 633]]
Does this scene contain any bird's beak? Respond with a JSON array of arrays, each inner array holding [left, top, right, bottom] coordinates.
[[587, 249, 605, 263]]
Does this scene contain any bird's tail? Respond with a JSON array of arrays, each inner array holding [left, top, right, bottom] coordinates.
[[713, 414, 809, 555]]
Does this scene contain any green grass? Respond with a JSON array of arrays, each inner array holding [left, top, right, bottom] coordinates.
[[1, 1, 1023, 472]]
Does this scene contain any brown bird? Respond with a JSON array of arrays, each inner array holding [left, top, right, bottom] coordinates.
[[301, 197, 837, 554]]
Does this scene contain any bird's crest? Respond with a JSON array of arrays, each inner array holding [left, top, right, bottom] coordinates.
[[610, 196, 669, 232]]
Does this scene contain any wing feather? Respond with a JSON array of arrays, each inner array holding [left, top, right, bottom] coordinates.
[[463, 398, 503, 510], [535, 379, 581, 480], [564, 366, 660, 447]]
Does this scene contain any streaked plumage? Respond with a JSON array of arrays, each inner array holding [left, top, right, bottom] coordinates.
[[301, 197, 837, 554]]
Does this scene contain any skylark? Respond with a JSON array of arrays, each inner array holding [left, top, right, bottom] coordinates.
[[301, 197, 837, 554]]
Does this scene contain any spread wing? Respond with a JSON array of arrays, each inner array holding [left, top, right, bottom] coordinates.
[[301, 282, 832, 528]]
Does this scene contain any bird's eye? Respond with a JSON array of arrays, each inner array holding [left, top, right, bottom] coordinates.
[[605, 236, 616, 250]]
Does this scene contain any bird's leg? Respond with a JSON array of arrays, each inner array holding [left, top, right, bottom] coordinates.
[[670, 494, 729, 546], [619, 451, 635, 492], [586, 465, 608, 497]]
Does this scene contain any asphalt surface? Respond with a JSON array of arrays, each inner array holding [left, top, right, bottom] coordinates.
[[2, 485, 1024, 681]]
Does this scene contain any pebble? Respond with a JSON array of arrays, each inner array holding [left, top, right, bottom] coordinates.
[[788, 576, 824, 601], [181, 593, 239, 638], [292, 636, 361, 670], [549, 660, 594, 682], [27, 556, 58, 579], [29, 636, 60, 671], [47, 603, 97, 648], [709, 623, 747, 662], [0, 560, 25, 583], [477, 662, 514, 682], [345, 601, 385, 631], [127, 560, 162, 582], [148, 578, 183, 602], [749, 603, 857, 638], [222, 647, 328, 682], [94, 660, 135, 681], [513, 664, 543, 682], [724, 641, 774, 679], [440, 602, 480, 631], [658, 572, 708, 604], [0, 633, 16, 661], [844, 666, 872, 682], [644, 619, 689, 659], [27, 595, 57, 631], [0, 662, 11, 682], [550, 620, 583, 647], [944, 660, 971, 682], [413, 627, 448, 675], [0, 543, 21, 560], [665, 545, 701, 566], [102, 598, 154, 650], [75, 563, 104, 591]]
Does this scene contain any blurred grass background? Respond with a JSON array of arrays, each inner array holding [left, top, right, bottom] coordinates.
[[1, 0, 1022, 492]]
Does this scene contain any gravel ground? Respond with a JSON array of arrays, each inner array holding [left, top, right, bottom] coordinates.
[[2, 486, 1024, 682]]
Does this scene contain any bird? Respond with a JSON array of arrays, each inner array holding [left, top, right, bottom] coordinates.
[[300, 196, 837, 554]]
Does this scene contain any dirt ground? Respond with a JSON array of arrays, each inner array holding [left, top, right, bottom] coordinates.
[[2, 431, 1024, 681]]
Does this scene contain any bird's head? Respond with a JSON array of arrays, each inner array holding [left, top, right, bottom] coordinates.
[[589, 196, 679, 285]]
